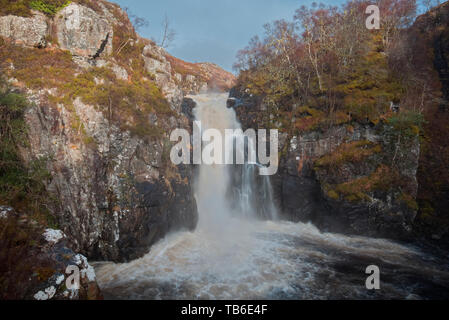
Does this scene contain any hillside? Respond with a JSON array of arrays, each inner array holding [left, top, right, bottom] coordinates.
[[0, 0, 234, 299], [230, 0, 449, 242]]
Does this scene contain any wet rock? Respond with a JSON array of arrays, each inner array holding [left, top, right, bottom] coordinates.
[[230, 86, 420, 240]]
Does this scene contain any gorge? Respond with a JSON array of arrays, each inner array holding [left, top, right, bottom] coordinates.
[[95, 93, 449, 299], [1, 0, 449, 300]]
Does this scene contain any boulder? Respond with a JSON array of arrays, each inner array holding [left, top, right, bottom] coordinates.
[[54, 3, 113, 58], [0, 207, 102, 300], [0, 12, 48, 47]]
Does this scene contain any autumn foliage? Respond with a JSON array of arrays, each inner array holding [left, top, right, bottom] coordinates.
[[234, 0, 418, 134]]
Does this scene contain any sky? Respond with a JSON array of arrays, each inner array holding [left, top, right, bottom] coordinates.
[[112, 0, 347, 73]]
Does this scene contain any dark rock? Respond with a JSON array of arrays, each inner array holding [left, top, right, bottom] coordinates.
[[0, 207, 102, 300], [181, 97, 196, 121], [230, 86, 420, 240]]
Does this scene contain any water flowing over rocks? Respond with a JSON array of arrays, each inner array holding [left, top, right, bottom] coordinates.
[[95, 94, 449, 300], [0, 0, 234, 271], [228, 88, 420, 240], [22, 86, 198, 263]]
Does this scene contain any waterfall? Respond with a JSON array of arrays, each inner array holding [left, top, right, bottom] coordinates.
[[94, 93, 449, 300], [191, 93, 277, 228]]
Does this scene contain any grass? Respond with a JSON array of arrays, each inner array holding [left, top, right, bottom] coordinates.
[[29, 0, 71, 16], [0, 41, 76, 89], [0, 39, 173, 139], [0, 0, 103, 17]]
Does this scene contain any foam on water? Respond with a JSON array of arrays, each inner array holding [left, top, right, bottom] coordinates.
[[94, 93, 449, 300]]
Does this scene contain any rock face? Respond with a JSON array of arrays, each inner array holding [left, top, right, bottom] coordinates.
[[142, 45, 236, 109], [23, 93, 197, 262], [0, 11, 48, 47], [407, 2, 449, 242], [229, 88, 420, 239], [55, 3, 113, 58], [0, 207, 102, 300], [413, 2, 449, 106], [0, 0, 234, 264], [165, 55, 237, 93], [142, 44, 184, 109]]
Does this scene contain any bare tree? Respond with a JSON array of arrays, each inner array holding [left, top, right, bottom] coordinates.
[[123, 7, 149, 32], [159, 14, 176, 49], [421, 0, 441, 12]]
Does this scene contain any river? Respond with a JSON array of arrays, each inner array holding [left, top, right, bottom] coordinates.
[[94, 93, 449, 300]]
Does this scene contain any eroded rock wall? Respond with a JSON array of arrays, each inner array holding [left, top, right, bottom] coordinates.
[[229, 88, 420, 239]]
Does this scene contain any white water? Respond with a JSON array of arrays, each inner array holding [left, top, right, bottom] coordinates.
[[95, 93, 449, 299]]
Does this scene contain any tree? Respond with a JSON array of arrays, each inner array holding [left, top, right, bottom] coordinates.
[[159, 14, 176, 49], [376, 0, 417, 47], [123, 7, 149, 32]]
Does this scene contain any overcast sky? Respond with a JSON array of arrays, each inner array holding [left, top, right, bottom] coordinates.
[[112, 0, 347, 72]]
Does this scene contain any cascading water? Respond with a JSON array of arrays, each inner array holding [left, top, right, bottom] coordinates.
[[94, 93, 449, 300], [192, 93, 277, 224]]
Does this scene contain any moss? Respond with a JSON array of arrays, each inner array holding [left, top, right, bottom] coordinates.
[[327, 189, 339, 201], [0, 0, 33, 17], [315, 140, 382, 169], [0, 42, 76, 90], [293, 106, 324, 131], [82, 135, 97, 148], [387, 110, 425, 138], [418, 201, 435, 220], [0, 40, 173, 140], [328, 165, 405, 204], [399, 192, 419, 211], [59, 66, 172, 138]]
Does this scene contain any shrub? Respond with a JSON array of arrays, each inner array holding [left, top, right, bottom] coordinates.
[[0, 0, 73, 17], [329, 165, 402, 203], [315, 140, 382, 169], [29, 0, 71, 16], [0, 78, 55, 220], [387, 110, 424, 138]]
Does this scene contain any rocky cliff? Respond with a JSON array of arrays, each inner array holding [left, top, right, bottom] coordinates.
[[229, 88, 419, 239], [229, 2, 449, 243], [0, 0, 235, 299], [406, 1, 449, 242]]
